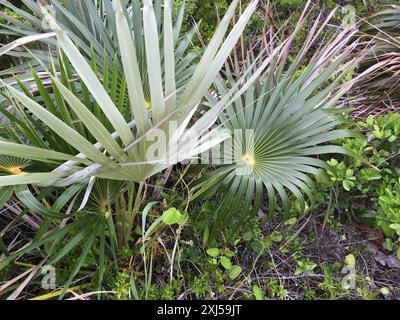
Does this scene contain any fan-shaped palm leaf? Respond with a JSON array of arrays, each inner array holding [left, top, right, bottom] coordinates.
[[0, 0, 261, 190], [191, 5, 364, 237]]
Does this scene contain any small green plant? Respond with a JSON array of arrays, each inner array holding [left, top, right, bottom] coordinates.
[[206, 247, 242, 279], [318, 112, 400, 259], [327, 159, 357, 191], [294, 259, 318, 276], [376, 177, 400, 238]]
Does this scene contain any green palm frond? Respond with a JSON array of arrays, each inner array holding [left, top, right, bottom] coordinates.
[[0, 0, 261, 189], [192, 6, 363, 235]]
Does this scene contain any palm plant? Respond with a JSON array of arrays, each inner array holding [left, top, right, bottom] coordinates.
[[190, 3, 366, 239], [0, 0, 263, 186], [0, 0, 262, 297]]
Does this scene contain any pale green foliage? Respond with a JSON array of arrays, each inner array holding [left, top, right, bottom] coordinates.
[[0, 0, 260, 187]]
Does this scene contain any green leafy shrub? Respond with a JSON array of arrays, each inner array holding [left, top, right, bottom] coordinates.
[[376, 176, 400, 238], [322, 112, 400, 243]]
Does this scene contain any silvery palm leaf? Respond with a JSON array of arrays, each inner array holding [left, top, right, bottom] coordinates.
[[191, 4, 365, 236], [0, 0, 261, 189]]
